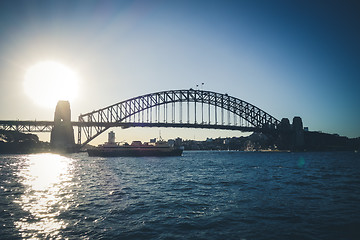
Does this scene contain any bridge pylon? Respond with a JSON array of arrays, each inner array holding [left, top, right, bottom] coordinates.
[[50, 101, 76, 152]]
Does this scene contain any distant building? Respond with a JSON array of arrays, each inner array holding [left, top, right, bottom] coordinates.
[[175, 137, 183, 146], [108, 131, 115, 143], [224, 138, 230, 145], [168, 139, 175, 146]]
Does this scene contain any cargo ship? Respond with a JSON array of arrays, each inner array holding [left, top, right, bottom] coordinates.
[[87, 131, 183, 157]]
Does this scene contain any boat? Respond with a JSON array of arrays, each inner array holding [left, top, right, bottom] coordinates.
[[87, 131, 183, 157]]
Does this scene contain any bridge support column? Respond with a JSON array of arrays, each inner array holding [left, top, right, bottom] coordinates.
[[276, 116, 304, 151], [50, 101, 76, 152]]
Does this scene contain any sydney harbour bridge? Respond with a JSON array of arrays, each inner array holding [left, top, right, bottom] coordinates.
[[0, 89, 289, 150]]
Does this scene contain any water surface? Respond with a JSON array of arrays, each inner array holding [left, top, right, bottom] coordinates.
[[1, 151, 359, 239]]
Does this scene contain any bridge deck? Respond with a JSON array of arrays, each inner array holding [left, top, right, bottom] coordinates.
[[0, 120, 258, 132], [1, 89, 280, 146]]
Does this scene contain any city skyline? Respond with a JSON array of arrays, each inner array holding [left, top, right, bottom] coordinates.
[[0, 0, 359, 144]]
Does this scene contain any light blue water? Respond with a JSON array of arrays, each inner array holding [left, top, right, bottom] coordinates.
[[1, 151, 360, 239]]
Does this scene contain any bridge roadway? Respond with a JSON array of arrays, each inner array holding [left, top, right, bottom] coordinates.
[[0, 120, 259, 133]]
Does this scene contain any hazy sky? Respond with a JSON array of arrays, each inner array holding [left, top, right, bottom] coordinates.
[[0, 0, 359, 143]]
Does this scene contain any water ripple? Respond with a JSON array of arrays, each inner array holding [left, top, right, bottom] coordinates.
[[1, 152, 360, 239]]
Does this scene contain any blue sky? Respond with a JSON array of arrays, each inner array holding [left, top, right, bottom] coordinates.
[[0, 0, 359, 143]]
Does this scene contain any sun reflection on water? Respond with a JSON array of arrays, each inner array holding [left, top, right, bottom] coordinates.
[[14, 153, 74, 239]]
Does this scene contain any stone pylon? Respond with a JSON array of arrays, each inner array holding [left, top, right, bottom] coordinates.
[[292, 116, 304, 150], [50, 101, 75, 152]]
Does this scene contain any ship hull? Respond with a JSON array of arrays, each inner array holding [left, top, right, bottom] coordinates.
[[87, 147, 183, 157]]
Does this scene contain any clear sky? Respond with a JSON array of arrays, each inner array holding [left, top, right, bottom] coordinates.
[[0, 0, 359, 144]]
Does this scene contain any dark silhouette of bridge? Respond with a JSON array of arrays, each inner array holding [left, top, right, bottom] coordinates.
[[0, 89, 280, 148]]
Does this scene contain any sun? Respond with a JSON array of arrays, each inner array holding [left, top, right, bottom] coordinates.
[[24, 61, 79, 108]]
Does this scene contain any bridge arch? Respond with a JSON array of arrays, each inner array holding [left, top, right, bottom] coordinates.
[[78, 89, 280, 146]]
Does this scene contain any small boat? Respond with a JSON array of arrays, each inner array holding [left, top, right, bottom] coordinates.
[[87, 131, 183, 157]]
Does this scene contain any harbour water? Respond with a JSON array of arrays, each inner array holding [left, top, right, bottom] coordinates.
[[1, 151, 360, 239]]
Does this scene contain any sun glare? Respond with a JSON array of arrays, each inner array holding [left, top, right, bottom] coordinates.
[[24, 61, 79, 108]]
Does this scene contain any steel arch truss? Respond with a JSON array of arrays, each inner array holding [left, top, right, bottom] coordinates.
[[0, 121, 54, 132], [78, 89, 280, 146]]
